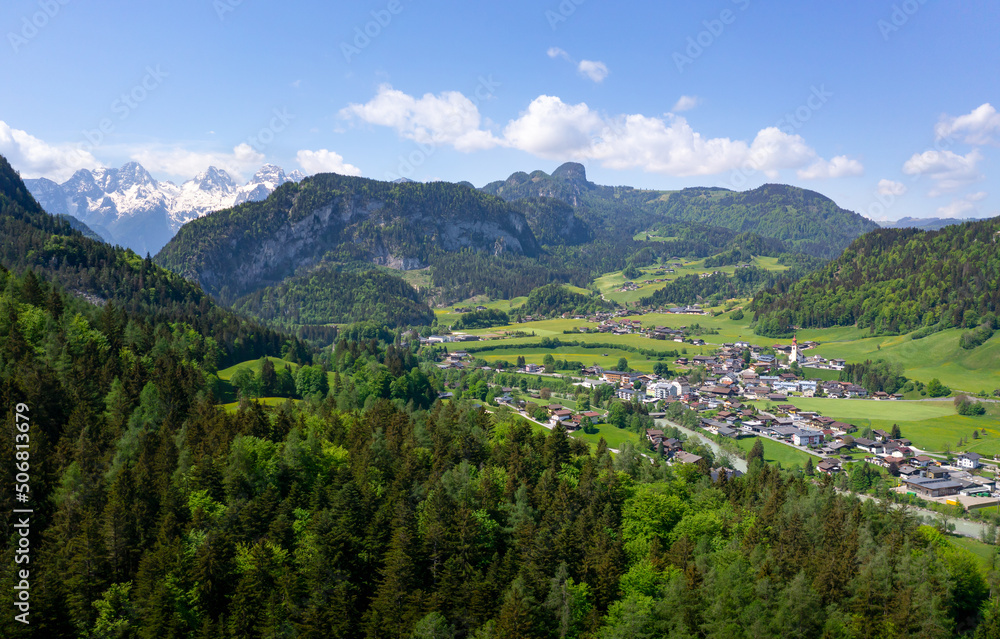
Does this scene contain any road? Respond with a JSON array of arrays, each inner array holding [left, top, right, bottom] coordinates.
[[656, 418, 748, 473], [839, 490, 992, 540]]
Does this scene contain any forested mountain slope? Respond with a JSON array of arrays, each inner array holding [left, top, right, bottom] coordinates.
[[230, 264, 434, 328], [482, 163, 878, 257], [155, 174, 542, 303], [750, 217, 1000, 336]]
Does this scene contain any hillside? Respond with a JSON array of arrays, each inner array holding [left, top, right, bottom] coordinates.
[[231, 264, 434, 328], [155, 174, 542, 303], [482, 163, 879, 257], [509, 197, 592, 245], [751, 217, 1000, 336], [515, 282, 614, 317]]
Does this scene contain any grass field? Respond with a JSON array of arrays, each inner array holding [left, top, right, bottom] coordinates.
[[735, 436, 815, 468], [219, 397, 300, 412], [573, 423, 641, 451], [947, 536, 998, 575], [799, 325, 1000, 394], [593, 257, 788, 306], [217, 356, 301, 380], [477, 345, 674, 372], [750, 397, 1000, 457]]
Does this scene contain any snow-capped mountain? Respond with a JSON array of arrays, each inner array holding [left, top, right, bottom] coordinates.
[[25, 162, 304, 255]]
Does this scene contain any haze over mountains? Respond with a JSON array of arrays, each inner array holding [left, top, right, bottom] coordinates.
[[24, 162, 305, 255]]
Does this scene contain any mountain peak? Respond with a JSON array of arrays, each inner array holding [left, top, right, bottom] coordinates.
[[249, 164, 287, 185], [192, 166, 238, 191], [551, 162, 588, 184]]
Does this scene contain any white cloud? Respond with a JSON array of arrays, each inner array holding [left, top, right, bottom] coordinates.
[[502, 95, 603, 158], [672, 95, 700, 112], [130, 143, 265, 181], [0, 120, 102, 181], [935, 103, 1000, 145], [936, 192, 987, 218], [547, 47, 571, 61], [339, 84, 499, 152], [502, 96, 848, 179], [339, 89, 860, 180], [295, 149, 362, 176], [902, 148, 982, 196], [577, 60, 609, 83], [797, 155, 864, 179], [877, 179, 907, 196]]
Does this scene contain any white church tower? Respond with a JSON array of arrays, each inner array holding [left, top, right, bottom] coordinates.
[[790, 334, 804, 364]]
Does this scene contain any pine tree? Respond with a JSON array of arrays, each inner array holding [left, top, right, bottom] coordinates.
[[748, 438, 765, 465]]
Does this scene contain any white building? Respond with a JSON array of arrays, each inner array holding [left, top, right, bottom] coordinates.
[[956, 452, 982, 469]]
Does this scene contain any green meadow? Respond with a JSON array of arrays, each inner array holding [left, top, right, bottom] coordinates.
[[799, 326, 1000, 394], [734, 436, 816, 468], [947, 536, 999, 575], [217, 356, 301, 380], [754, 397, 1000, 458], [219, 397, 301, 413]]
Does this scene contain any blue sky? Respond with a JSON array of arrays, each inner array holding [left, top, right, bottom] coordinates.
[[1, 0, 998, 221]]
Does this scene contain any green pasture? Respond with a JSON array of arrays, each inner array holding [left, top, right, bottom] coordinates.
[[573, 423, 641, 451], [750, 397, 1000, 458], [217, 356, 301, 381], [734, 436, 815, 468], [800, 326, 1000, 393], [219, 397, 301, 413], [946, 536, 998, 575]]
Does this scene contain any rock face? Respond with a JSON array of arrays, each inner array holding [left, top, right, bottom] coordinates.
[[481, 162, 595, 207], [155, 173, 541, 302], [25, 163, 304, 255]]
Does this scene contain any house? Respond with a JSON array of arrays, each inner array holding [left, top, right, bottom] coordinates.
[[710, 467, 745, 482], [872, 429, 892, 441], [675, 451, 704, 465], [551, 409, 574, 422], [817, 459, 841, 474], [853, 438, 884, 454], [718, 426, 741, 439], [956, 452, 982, 469], [792, 430, 822, 447], [771, 425, 799, 439], [910, 455, 935, 468], [616, 388, 639, 401]]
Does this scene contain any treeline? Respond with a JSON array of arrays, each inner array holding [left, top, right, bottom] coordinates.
[[640, 267, 787, 307], [452, 308, 510, 330], [751, 218, 1000, 336], [231, 265, 434, 328], [516, 283, 613, 317], [839, 359, 908, 394], [429, 250, 583, 303]]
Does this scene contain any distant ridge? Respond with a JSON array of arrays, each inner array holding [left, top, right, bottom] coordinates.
[[481, 163, 879, 258]]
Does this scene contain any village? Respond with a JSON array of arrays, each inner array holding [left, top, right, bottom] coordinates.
[[430, 333, 999, 514]]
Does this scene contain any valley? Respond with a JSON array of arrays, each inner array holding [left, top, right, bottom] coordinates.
[[5, 5, 1000, 636]]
